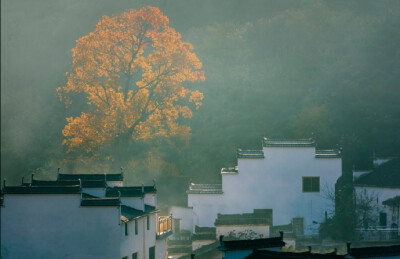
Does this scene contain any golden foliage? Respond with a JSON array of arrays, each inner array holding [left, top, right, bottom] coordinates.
[[58, 6, 204, 154]]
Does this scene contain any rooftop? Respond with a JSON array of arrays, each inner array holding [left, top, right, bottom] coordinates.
[[31, 179, 107, 188], [58, 173, 123, 181], [237, 149, 265, 159], [215, 209, 273, 226], [221, 166, 238, 174], [315, 149, 341, 159], [219, 236, 285, 251], [354, 158, 400, 188], [187, 183, 223, 194], [263, 138, 316, 148], [120, 205, 146, 222], [80, 197, 121, 206], [349, 244, 400, 258], [245, 249, 345, 258], [106, 186, 156, 197], [2, 185, 81, 194]]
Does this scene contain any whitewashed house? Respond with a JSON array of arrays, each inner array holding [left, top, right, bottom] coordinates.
[[1, 172, 172, 259], [353, 158, 400, 241], [187, 138, 342, 235]]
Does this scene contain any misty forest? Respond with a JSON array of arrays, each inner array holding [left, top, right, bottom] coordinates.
[[2, 0, 400, 239]]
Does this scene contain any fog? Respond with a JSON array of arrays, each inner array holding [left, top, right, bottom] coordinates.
[[2, 0, 400, 207]]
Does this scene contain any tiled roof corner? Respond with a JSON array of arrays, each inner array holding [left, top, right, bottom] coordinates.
[[237, 149, 264, 159], [105, 186, 156, 197], [315, 149, 341, 158], [263, 137, 315, 147], [221, 166, 238, 174], [187, 183, 223, 194], [354, 158, 400, 188]]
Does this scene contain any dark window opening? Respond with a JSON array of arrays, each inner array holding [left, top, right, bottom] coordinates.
[[380, 212, 387, 227], [124, 223, 128, 236], [147, 215, 150, 230], [302, 177, 320, 192], [149, 246, 155, 259], [135, 220, 138, 235]]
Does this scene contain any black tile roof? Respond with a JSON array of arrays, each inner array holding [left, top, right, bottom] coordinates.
[[383, 195, 400, 207], [221, 166, 238, 174], [81, 192, 98, 199], [31, 179, 107, 188], [105, 186, 156, 197], [120, 204, 158, 222], [215, 209, 273, 226], [219, 236, 285, 251], [2, 185, 81, 194], [263, 138, 316, 148], [121, 205, 146, 222], [58, 173, 123, 181], [187, 183, 223, 194], [80, 197, 120, 206], [315, 149, 341, 159], [237, 149, 265, 159], [245, 249, 345, 258], [354, 158, 400, 188], [349, 244, 400, 258]]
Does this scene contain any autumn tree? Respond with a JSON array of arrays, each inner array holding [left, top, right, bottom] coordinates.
[[58, 7, 204, 160]]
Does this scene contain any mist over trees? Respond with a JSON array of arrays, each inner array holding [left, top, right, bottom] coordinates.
[[2, 0, 400, 206]]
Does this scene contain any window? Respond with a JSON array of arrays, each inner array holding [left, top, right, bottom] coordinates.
[[147, 215, 150, 230], [302, 177, 320, 192], [122, 256, 128, 259], [380, 212, 387, 227], [135, 220, 138, 235], [149, 246, 155, 259], [124, 223, 128, 236], [132, 252, 138, 259]]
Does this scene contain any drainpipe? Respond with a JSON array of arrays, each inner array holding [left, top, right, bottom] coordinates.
[[142, 183, 145, 211], [118, 191, 121, 226], [143, 216, 146, 259]]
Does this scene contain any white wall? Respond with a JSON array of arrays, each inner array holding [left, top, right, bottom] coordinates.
[[107, 181, 123, 187], [121, 197, 144, 211], [1, 194, 120, 259], [155, 238, 167, 259], [144, 193, 156, 207], [188, 146, 342, 235], [82, 188, 105, 197], [119, 214, 158, 259], [188, 193, 226, 227], [170, 206, 195, 233], [216, 225, 270, 239]]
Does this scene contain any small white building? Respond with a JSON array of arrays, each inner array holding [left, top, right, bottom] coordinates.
[[353, 158, 400, 241], [187, 138, 342, 235], [1, 172, 172, 259]]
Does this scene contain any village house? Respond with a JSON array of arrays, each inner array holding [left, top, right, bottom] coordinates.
[[353, 158, 400, 243], [186, 137, 342, 235], [1, 171, 172, 259]]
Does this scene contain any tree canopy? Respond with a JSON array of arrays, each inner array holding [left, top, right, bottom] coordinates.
[[57, 6, 204, 157]]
